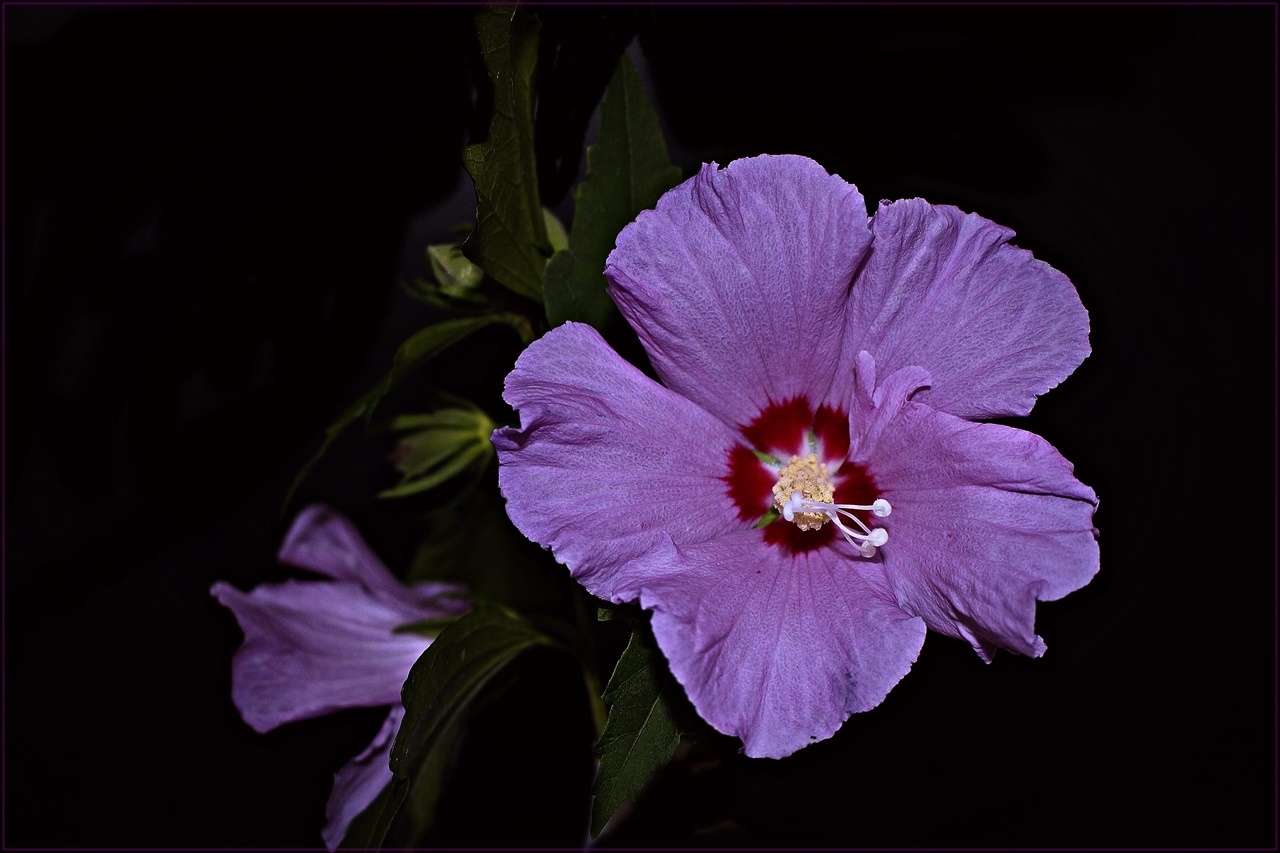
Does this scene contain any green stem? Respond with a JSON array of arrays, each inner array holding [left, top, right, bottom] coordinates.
[[497, 311, 536, 345], [582, 661, 607, 743], [572, 586, 608, 741]]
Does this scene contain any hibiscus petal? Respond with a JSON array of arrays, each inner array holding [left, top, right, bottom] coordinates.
[[847, 354, 1099, 659], [278, 505, 421, 605], [606, 154, 873, 429], [837, 198, 1090, 419], [405, 581, 471, 618], [211, 580, 432, 732], [493, 322, 743, 602], [640, 530, 926, 759], [321, 705, 403, 851]]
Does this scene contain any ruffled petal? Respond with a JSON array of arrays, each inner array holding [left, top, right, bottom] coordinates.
[[835, 198, 1090, 419], [606, 154, 873, 429], [640, 530, 926, 759], [846, 353, 1099, 659], [321, 705, 403, 851], [211, 580, 432, 732], [493, 322, 743, 603]]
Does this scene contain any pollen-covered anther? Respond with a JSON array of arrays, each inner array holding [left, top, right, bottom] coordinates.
[[772, 454, 891, 557], [771, 453, 834, 531]]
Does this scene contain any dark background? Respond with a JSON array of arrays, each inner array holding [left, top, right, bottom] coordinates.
[[5, 4, 1275, 849]]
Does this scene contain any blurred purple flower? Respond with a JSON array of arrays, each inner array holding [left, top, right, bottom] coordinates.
[[493, 154, 1099, 759], [211, 505, 467, 848]]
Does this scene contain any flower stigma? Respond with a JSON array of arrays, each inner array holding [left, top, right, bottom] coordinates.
[[771, 453, 891, 558]]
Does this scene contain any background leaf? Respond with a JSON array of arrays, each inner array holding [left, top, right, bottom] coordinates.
[[461, 6, 549, 301], [544, 53, 683, 331], [590, 625, 683, 838]]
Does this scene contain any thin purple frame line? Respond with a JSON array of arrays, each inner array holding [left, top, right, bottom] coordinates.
[[1274, 2, 1280, 849], [2, 2, 9, 850], [3, 0, 1280, 6], [0, 3, 1273, 851]]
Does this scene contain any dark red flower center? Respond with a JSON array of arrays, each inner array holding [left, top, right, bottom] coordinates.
[[724, 396, 879, 554]]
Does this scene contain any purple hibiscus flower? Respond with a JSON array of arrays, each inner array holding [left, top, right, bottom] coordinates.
[[211, 505, 468, 848], [493, 154, 1099, 759]]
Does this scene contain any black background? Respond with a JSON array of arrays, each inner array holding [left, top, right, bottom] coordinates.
[[5, 4, 1275, 849]]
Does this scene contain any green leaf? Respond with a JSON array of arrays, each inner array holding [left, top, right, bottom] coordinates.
[[390, 712, 466, 842], [354, 608, 551, 847], [391, 607, 553, 782], [461, 6, 549, 302], [590, 626, 683, 838], [545, 53, 683, 331], [283, 316, 500, 513], [385, 317, 503, 389]]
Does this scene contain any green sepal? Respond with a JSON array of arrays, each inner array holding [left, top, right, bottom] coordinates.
[[753, 508, 780, 529], [379, 402, 496, 500], [426, 243, 485, 294], [400, 275, 488, 310], [543, 207, 569, 254], [590, 625, 683, 838], [544, 52, 683, 331], [402, 226, 489, 310], [378, 444, 491, 500], [388, 410, 491, 476], [461, 6, 549, 302], [283, 315, 507, 513], [387, 408, 487, 432], [752, 449, 781, 466]]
